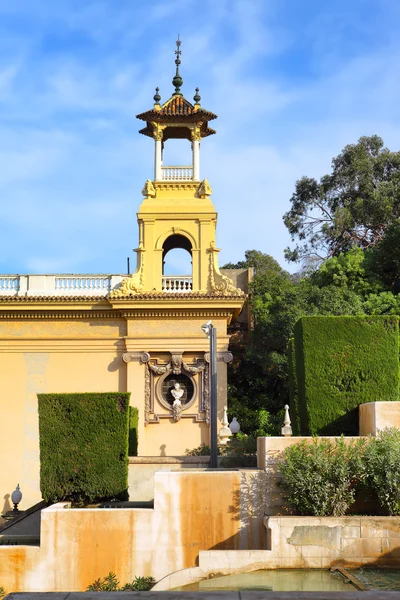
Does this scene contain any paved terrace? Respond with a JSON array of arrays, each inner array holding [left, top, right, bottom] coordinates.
[[5, 591, 400, 599]]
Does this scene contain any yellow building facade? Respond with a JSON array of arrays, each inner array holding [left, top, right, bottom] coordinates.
[[0, 43, 246, 510]]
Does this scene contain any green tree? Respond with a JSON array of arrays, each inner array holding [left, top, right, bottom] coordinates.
[[225, 250, 369, 437], [284, 135, 400, 263], [370, 219, 400, 294]]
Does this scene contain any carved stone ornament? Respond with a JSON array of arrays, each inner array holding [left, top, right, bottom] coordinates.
[[148, 352, 206, 377], [191, 127, 202, 142], [152, 122, 165, 142], [197, 178, 213, 198], [204, 352, 233, 364], [172, 397, 183, 422], [208, 242, 244, 296], [144, 363, 151, 426], [143, 352, 207, 425], [109, 250, 145, 298], [122, 352, 150, 364], [142, 179, 156, 198]]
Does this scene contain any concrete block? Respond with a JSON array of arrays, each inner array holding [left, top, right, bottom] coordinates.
[[342, 526, 361, 538]]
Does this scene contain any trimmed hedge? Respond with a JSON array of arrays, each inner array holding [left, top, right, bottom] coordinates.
[[38, 392, 130, 504], [128, 406, 138, 456], [291, 316, 399, 435], [287, 338, 301, 435]]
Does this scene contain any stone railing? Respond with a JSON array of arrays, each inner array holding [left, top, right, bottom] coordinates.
[[0, 277, 20, 294], [0, 274, 125, 296], [161, 166, 193, 181], [162, 276, 192, 293]]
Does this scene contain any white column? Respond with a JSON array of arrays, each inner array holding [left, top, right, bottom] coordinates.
[[154, 139, 162, 181], [192, 139, 200, 180]]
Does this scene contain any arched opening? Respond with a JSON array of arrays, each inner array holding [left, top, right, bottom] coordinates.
[[162, 234, 193, 292]]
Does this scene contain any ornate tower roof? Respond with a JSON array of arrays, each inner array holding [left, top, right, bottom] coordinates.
[[136, 38, 217, 142]]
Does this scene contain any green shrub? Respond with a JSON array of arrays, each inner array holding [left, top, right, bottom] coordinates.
[[219, 434, 257, 467], [279, 437, 366, 516], [121, 576, 156, 591], [87, 572, 155, 592], [364, 428, 400, 516], [0, 586, 6, 599], [185, 436, 257, 467], [128, 406, 138, 456], [38, 392, 130, 504], [185, 444, 213, 456], [292, 316, 399, 434]]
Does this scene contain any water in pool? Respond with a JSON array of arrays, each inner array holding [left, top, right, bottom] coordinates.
[[172, 569, 355, 592], [352, 568, 400, 591]]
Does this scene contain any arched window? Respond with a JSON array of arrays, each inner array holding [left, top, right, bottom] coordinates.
[[162, 234, 193, 292]]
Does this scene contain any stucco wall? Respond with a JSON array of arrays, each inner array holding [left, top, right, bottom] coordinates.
[[0, 318, 126, 509], [1, 315, 231, 511]]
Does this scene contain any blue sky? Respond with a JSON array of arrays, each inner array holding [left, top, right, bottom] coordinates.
[[1, 0, 400, 274]]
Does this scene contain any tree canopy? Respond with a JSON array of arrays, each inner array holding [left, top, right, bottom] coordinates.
[[283, 135, 400, 263]]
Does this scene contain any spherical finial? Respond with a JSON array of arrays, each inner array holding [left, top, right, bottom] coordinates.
[[193, 87, 201, 105], [153, 87, 161, 106]]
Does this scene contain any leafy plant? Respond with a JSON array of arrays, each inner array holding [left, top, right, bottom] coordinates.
[[121, 576, 155, 591], [87, 572, 154, 592], [87, 572, 119, 591], [220, 434, 257, 468], [279, 437, 366, 516], [0, 586, 6, 599], [185, 444, 213, 456], [363, 428, 400, 516]]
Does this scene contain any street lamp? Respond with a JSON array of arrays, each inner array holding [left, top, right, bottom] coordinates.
[[201, 320, 218, 468]]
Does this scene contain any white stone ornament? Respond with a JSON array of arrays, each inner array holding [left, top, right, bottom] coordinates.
[[219, 406, 232, 445], [281, 404, 293, 437]]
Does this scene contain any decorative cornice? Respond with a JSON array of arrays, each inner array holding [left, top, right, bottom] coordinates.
[[153, 181, 199, 191], [111, 292, 246, 300], [119, 310, 233, 319], [0, 311, 120, 319], [122, 352, 150, 364], [0, 295, 107, 303], [204, 352, 233, 364]]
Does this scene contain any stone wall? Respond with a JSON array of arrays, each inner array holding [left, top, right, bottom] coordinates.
[[0, 469, 267, 593], [266, 516, 400, 568], [359, 401, 400, 436]]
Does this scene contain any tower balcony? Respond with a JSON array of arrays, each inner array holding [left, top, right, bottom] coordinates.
[[161, 166, 193, 181], [161, 276, 192, 292]]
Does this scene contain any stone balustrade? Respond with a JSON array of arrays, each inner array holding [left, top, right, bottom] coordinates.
[[161, 166, 193, 180], [0, 274, 197, 295], [0, 274, 125, 296], [0, 276, 20, 294], [162, 276, 193, 292]]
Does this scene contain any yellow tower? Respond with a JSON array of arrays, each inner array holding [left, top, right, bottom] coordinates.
[[109, 39, 245, 454]]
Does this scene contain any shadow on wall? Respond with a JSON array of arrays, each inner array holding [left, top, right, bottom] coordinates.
[[210, 471, 268, 552], [107, 355, 127, 393], [2, 494, 11, 515]]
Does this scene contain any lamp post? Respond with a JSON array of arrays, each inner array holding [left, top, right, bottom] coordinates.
[[201, 320, 218, 468]]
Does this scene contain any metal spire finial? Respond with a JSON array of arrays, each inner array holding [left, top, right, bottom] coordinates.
[[172, 35, 183, 96]]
